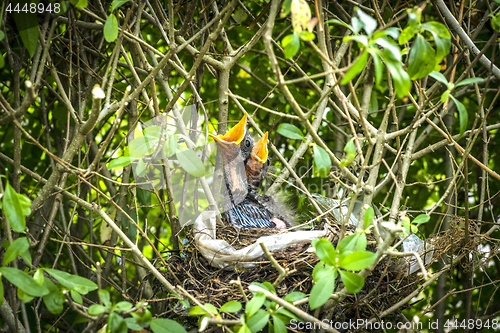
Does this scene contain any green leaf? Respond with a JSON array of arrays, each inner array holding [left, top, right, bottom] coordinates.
[[177, 134, 196, 148], [399, 25, 416, 45], [125, 318, 143, 331], [99, 289, 111, 307], [450, 95, 468, 139], [71, 290, 83, 305], [313, 238, 337, 266], [351, 16, 363, 34], [262, 282, 276, 295], [0, 278, 3, 306], [340, 139, 356, 167], [326, 19, 353, 31], [88, 304, 107, 316], [407, 34, 436, 80], [422, 21, 451, 60], [3, 183, 26, 232], [70, 0, 88, 8], [382, 53, 411, 98], [246, 292, 265, 318], [108, 311, 127, 333], [356, 233, 367, 251], [313, 145, 331, 178], [0, 53, 4, 69], [413, 214, 430, 224], [3, 237, 30, 266], [309, 273, 335, 309], [283, 33, 300, 59], [271, 315, 288, 333], [492, 12, 500, 32], [284, 292, 306, 303], [247, 309, 270, 332], [0, 267, 49, 297], [429, 71, 448, 85], [27, 266, 39, 283], [114, 301, 133, 312], [341, 50, 368, 85], [312, 262, 336, 282], [203, 303, 219, 316], [298, 31, 315, 41], [338, 251, 377, 270], [370, 51, 383, 87], [220, 301, 242, 313], [129, 136, 151, 158], [274, 307, 301, 321], [277, 123, 304, 140], [42, 278, 64, 314], [339, 270, 365, 293], [131, 308, 152, 325], [176, 148, 205, 177], [364, 207, 374, 229], [188, 305, 207, 316], [163, 135, 178, 158], [280, 0, 293, 16], [18, 288, 34, 303], [150, 318, 188, 333], [250, 282, 270, 293], [238, 325, 252, 333], [455, 77, 484, 87], [136, 158, 146, 177], [13, 11, 39, 58], [376, 37, 402, 62], [337, 233, 358, 253], [355, 8, 377, 35], [108, 156, 135, 169], [441, 90, 451, 103], [17, 194, 31, 216], [111, 0, 129, 12], [104, 14, 119, 43], [44, 268, 98, 294], [344, 35, 368, 47]]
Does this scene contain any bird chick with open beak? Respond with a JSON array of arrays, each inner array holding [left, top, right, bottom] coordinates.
[[245, 133, 294, 230], [209, 113, 253, 206]]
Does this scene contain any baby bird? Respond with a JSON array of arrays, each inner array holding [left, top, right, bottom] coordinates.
[[209, 113, 253, 205], [244, 133, 294, 230]]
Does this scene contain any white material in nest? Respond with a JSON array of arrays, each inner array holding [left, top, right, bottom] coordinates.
[[193, 210, 330, 270]]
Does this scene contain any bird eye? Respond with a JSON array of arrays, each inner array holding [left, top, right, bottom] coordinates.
[[245, 139, 251, 147]]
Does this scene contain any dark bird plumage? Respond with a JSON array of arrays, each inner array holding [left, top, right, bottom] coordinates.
[[211, 115, 294, 230]]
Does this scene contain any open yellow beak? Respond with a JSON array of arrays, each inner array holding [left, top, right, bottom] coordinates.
[[209, 113, 247, 145], [253, 132, 268, 163]]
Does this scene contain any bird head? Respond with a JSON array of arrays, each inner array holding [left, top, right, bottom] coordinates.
[[210, 113, 251, 203], [246, 132, 269, 190], [209, 113, 252, 160]]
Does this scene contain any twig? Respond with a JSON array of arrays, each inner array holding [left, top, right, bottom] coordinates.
[[259, 242, 289, 287]]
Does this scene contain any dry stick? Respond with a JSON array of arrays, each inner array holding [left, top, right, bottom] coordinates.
[[228, 92, 300, 120], [423, 117, 500, 182], [249, 285, 340, 333], [259, 242, 288, 287], [200, 317, 241, 332], [229, 277, 248, 303]]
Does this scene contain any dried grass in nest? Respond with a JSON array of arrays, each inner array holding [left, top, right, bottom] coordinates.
[[427, 216, 479, 261], [154, 218, 439, 324]]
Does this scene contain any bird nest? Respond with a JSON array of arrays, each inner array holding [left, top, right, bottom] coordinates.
[[151, 214, 478, 329]]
